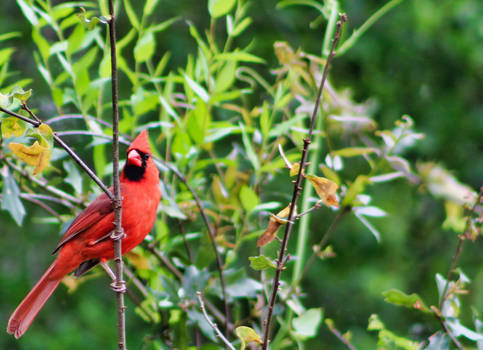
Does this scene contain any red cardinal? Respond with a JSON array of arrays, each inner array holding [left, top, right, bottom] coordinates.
[[7, 130, 161, 338]]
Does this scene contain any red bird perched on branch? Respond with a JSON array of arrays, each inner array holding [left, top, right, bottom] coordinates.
[[7, 130, 161, 339]]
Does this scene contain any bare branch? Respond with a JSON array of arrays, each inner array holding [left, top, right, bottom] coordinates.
[[261, 15, 346, 349], [107, 0, 127, 348], [196, 292, 236, 350]]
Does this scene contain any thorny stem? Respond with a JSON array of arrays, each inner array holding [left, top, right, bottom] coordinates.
[[0, 106, 113, 199], [107, 1, 126, 349], [261, 15, 345, 349]]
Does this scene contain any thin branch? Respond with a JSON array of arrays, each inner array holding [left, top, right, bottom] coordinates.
[[196, 292, 236, 350], [0, 106, 114, 200], [158, 158, 230, 335], [261, 15, 345, 349], [439, 188, 482, 310], [0, 105, 113, 199], [107, 1, 127, 349], [53, 133, 113, 199], [0, 106, 40, 126], [327, 323, 358, 350], [18, 193, 61, 220], [146, 244, 184, 281], [5, 158, 81, 206], [288, 208, 347, 297], [440, 319, 464, 350]]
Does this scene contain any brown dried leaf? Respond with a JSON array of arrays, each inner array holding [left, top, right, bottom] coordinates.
[[257, 204, 294, 247], [305, 175, 339, 207]]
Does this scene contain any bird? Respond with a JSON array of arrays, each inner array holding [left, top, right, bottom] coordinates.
[[7, 130, 161, 339]]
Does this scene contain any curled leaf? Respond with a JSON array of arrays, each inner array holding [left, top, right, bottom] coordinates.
[[12, 87, 32, 103], [235, 326, 262, 350], [305, 175, 339, 207], [257, 204, 293, 247], [9, 140, 51, 174]]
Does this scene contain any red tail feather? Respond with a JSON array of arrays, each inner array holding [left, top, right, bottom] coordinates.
[[7, 262, 62, 339]]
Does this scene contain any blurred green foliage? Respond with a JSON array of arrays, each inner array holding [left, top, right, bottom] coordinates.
[[0, 0, 481, 349]]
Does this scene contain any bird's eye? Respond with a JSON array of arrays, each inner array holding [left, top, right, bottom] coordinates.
[[143, 153, 150, 160]]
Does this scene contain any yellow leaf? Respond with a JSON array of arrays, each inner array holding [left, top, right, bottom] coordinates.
[[290, 162, 300, 177], [305, 175, 339, 207], [236, 326, 262, 350], [9, 140, 51, 174], [125, 251, 151, 270], [1, 117, 26, 137]]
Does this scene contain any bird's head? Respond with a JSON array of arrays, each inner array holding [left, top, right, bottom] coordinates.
[[123, 130, 157, 182]]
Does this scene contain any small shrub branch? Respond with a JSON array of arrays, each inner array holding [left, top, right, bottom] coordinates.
[[107, 0, 127, 348], [261, 14, 346, 349]]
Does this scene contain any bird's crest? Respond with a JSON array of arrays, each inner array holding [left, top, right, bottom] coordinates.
[[128, 130, 151, 154]]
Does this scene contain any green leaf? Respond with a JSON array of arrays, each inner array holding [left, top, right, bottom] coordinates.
[[143, 0, 159, 17], [240, 123, 259, 171], [249, 255, 277, 270], [260, 102, 271, 140], [12, 87, 32, 103], [382, 289, 431, 313], [341, 175, 370, 207], [368, 314, 419, 350], [236, 326, 262, 350], [424, 332, 449, 350], [239, 185, 259, 212], [134, 31, 155, 63], [0, 48, 15, 67], [184, 74, 209, 102], [332, 147, 379, 157], [63, 160, 83, 195], [208, 0, 236, 18], [17, 0, 38, 26], [215, 51, 266, 64], [67, 24, 85, 56], [0, 32, 22, 42], [292, 308, 323, 338], [123, 0, 140, 30], [214, 60, 236, 93], [1, 166, 26, 226], [232, 17, 252, 37]]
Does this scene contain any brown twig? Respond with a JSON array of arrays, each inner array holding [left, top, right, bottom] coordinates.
[[261, 15, 345, 349], [107, 1, 127, 349]]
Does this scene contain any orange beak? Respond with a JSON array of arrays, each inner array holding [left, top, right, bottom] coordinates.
[[127, 149, 142, 167]]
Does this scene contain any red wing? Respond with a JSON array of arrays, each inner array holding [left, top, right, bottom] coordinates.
[[52, 192, 114, 254]]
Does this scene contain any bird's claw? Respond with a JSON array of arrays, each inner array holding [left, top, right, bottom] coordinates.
[[110, 280, 126, 293]]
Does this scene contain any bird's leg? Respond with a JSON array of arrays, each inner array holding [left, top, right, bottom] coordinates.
[[100, 260, 126, 293], [100, 260, 116, 281]]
